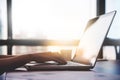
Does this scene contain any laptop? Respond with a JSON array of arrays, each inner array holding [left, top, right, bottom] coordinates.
[[25, 11, 116, 71]]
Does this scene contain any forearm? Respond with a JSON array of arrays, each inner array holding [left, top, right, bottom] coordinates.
[[0, 55, 14, 58], [0, 52, 67, 72], [0, 54, 31, 72]]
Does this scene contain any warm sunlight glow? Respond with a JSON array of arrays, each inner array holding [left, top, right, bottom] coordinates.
[[12, 0, 96, 40], [106, 0, 120, 39]]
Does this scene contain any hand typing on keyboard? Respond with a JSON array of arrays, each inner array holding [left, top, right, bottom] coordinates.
[[30, 52, 67, 65], [0, 52, 67, 72]]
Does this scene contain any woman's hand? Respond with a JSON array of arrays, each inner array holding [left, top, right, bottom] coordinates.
[[0, 52, 66, 72], [30, 52, 67, 65]]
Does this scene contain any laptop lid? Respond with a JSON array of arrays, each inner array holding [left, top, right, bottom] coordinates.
[[72, 11, 116, 67]]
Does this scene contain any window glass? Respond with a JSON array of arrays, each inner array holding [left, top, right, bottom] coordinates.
[[104, 0, 120, 60], [12, 46, 75, 55], [0, 0, 7, 39], [12, 0, 96, 40], [0, 46, 7, 55], [106, 0, 120, 39]]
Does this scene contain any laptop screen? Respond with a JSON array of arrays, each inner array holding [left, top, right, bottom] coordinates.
[[73, 11, 116, 66]]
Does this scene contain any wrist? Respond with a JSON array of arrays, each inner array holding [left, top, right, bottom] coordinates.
[[28, 54, 34, 61]]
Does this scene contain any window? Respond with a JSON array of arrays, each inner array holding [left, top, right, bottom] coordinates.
[[0, 0, 7, 55], [106, 0, 120, 39], [103, 0, 120, 60], [0, 0, 7, 40], [0, 0, 96, 55], [12, 0, 96, 40]]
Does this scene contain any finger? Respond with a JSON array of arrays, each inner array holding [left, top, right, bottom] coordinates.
[[50, 55, 67, 64], [35, 52, 67, 64]]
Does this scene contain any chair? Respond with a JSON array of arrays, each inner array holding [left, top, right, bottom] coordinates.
[[103, 38, 120, 59]]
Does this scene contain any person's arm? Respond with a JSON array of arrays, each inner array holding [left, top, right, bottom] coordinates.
[[0, 54, 31, 72], [0, 55, 14, 58], [0, 52, 67, 72]]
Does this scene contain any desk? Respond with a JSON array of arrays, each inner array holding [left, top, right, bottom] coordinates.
[[0, 73, 6, 80], [1, 60, 120, 80]]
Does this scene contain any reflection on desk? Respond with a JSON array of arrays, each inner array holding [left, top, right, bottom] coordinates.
[[0, 73, 6, 80], [5, 60, 120, 80], [93, 60, 120, 75]]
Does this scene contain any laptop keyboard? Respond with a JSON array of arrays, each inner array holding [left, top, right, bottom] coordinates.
[[25, 61, 89, 67], [43, 61, 89, 66], [64, 61, 90, 66]]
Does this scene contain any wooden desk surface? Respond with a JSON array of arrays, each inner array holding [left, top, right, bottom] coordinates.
[[1, 60, 120, 80]]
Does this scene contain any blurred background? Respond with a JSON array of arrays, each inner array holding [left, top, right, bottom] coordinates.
[[0, 0, 120, 60]]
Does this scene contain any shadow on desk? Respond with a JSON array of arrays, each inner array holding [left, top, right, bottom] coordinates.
[[94, 60, 120, 75], [0, 73, 6, 80]]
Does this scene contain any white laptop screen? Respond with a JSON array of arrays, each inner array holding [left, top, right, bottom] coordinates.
[[73, 11, 116, 66]]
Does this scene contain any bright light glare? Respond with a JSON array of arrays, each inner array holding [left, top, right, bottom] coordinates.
[[12, 0, 96, 40], [106, 0, 120, 39]]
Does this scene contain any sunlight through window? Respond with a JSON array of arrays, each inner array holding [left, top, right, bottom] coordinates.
[[12, 0, 96, 40], [106, 0, 120, 39]]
